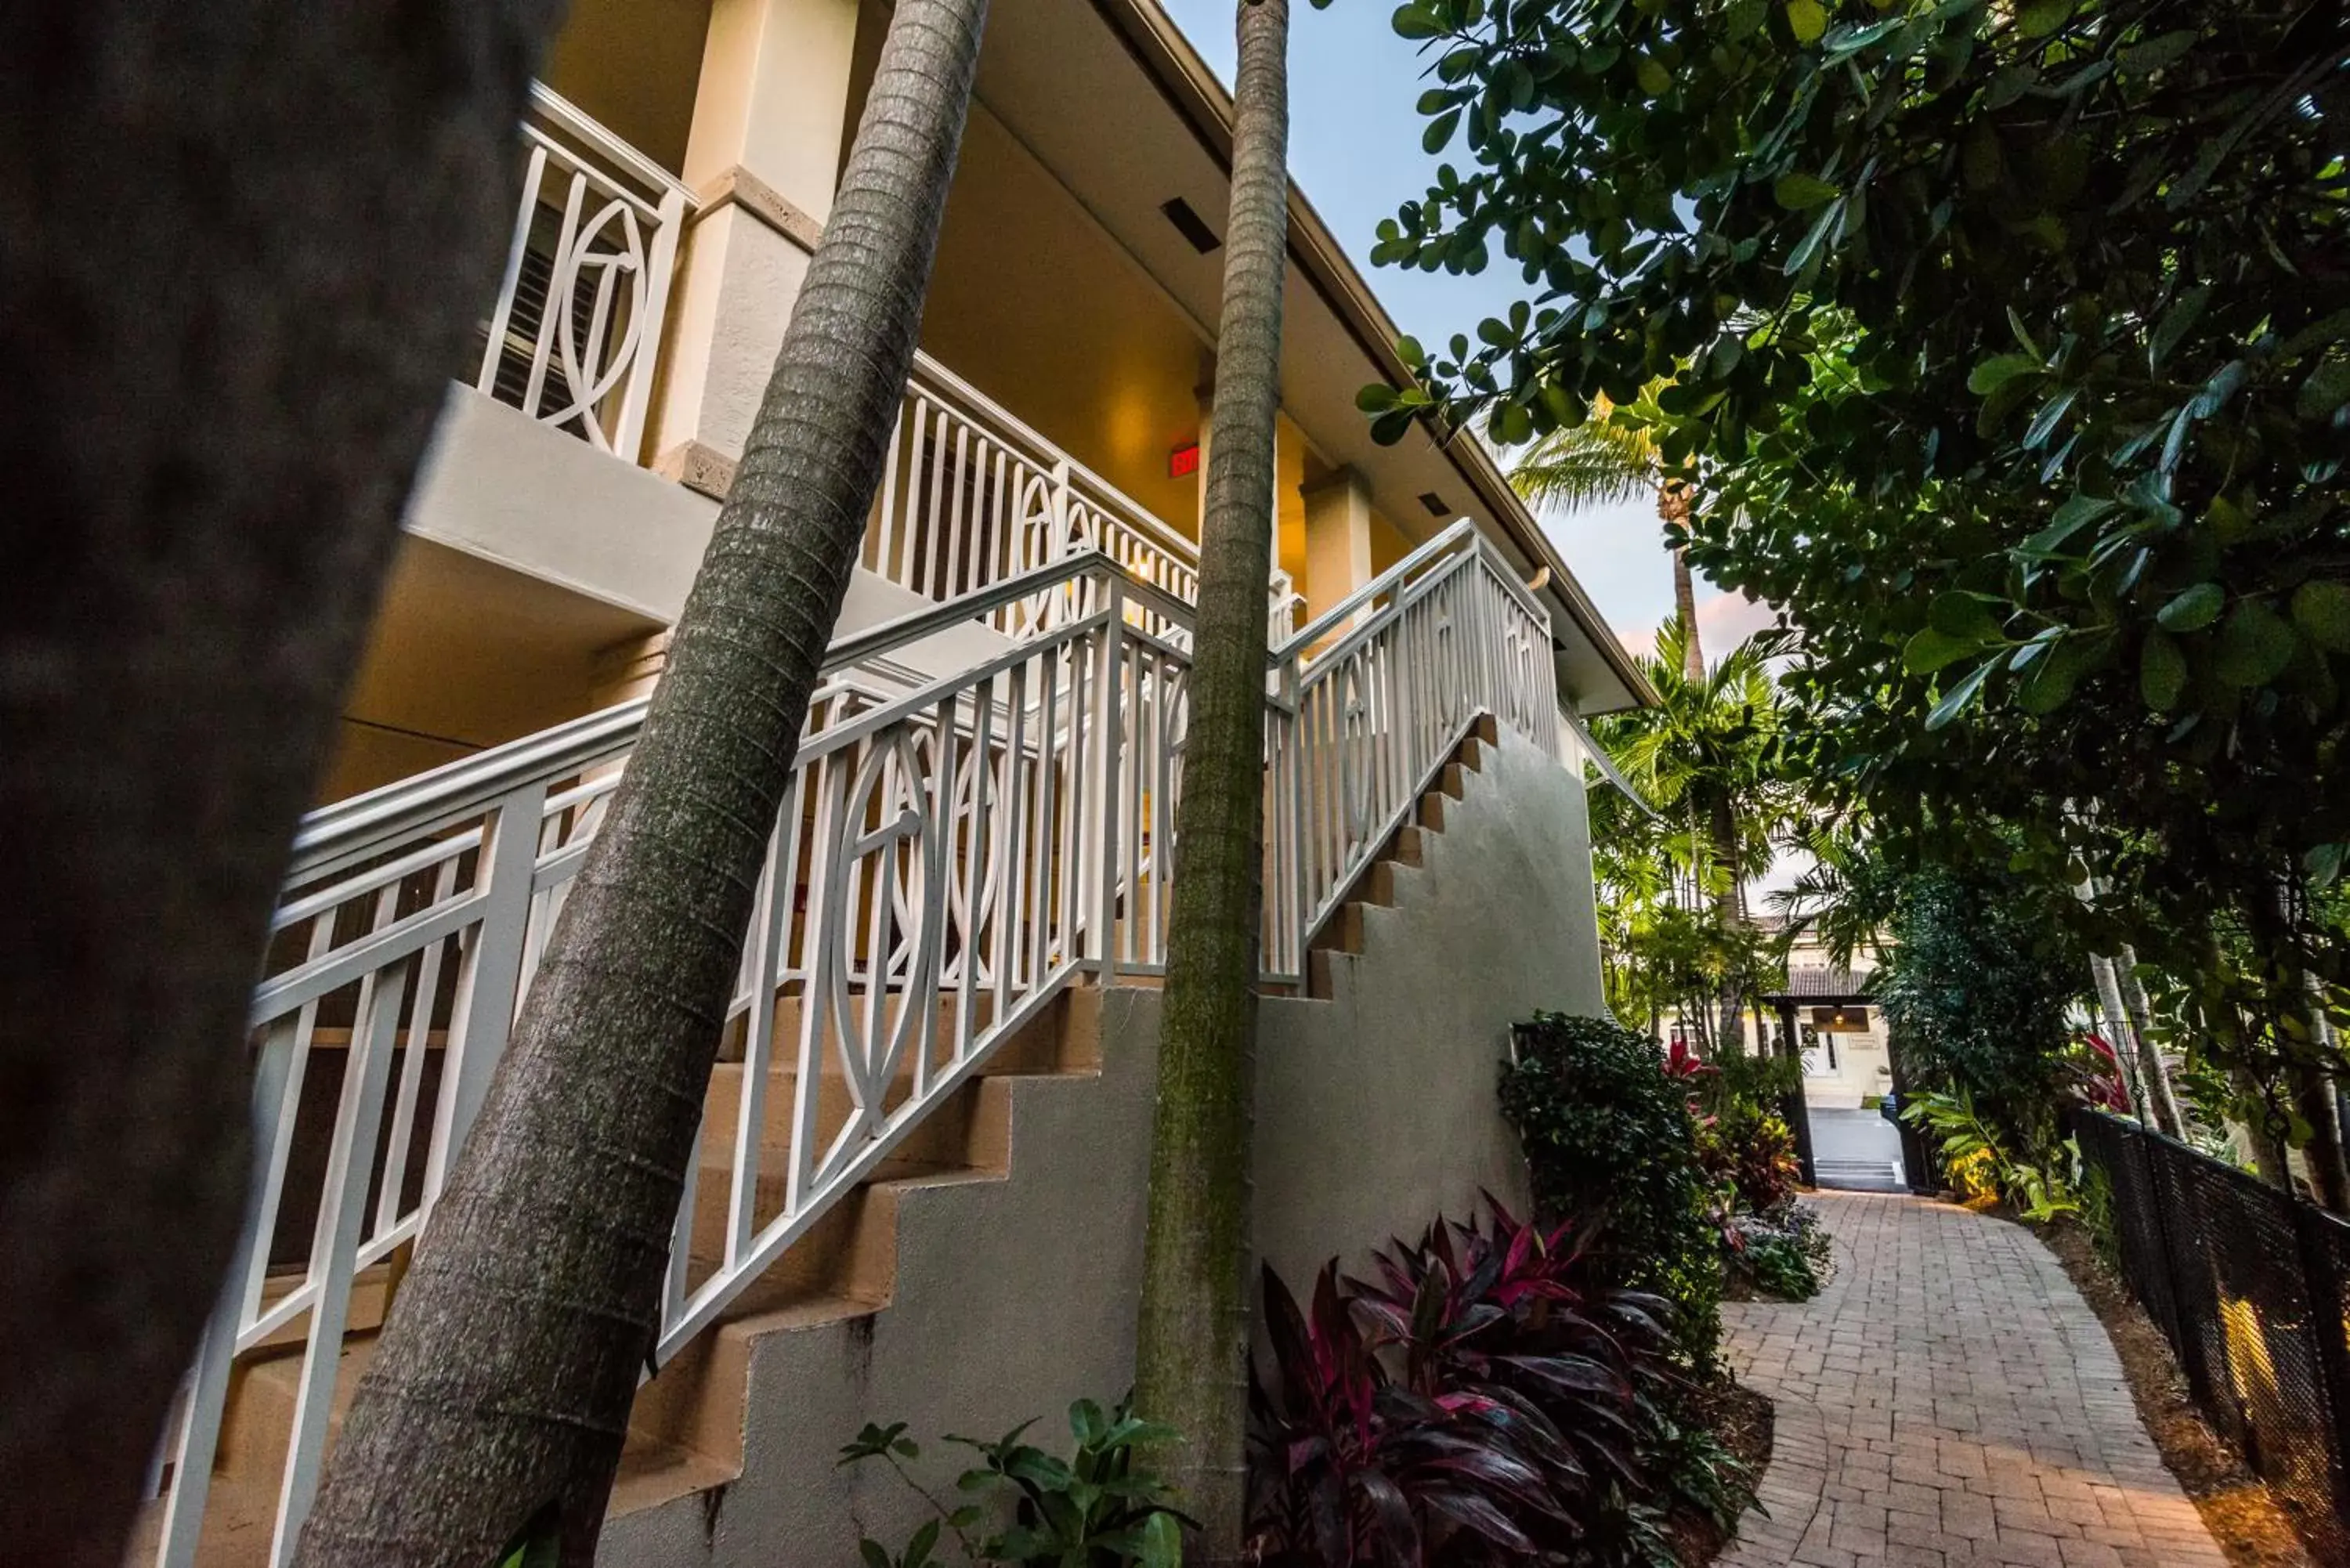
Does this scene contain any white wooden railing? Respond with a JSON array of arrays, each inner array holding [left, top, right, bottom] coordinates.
[[146, 524, 1550, 1568], [880, 352, 1302, 642], [475, 84, 690, 461]]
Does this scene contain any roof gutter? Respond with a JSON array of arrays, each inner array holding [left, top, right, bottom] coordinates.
[[1093, 0, 1661, 713]]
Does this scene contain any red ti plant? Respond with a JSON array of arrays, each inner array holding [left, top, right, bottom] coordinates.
[[1246, 1263, 1572, 1566], [1246, 1198, 1684, 1565]]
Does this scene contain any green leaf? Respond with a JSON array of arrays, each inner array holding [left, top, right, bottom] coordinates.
[[1786, 0, 1828, 44], [1636, 56, 1672, 96], [1423, 109, 1462, 154], [1928, 591, 2002, 642], [2298, 357, 2350, 421], [1356, 383, 1400, 414], [1925, 659, 1996, 730], [2116, 29, 2196, 75], [2140, 629, 2186, 710], [2018, 0, 2073, 38], [1392, 3, 1444, 39], [859, 1541, 893, 1568], [2308, 843, 2347, 892], [906, 1519, 941, 1568], [1773, 172, 1842, 211], [1967, 353, 2042, 395], [2214, 598, 2298, 688], [1139, 1512, 1184, 1568], [2019, 493, 2115, 558], [1904, 627, 1980, 674], [2291, 580, 2350, 652], [2157, 582, 2225, 633], [2149, 284, 2211, 371]]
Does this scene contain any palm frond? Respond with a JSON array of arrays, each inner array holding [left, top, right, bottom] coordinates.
[[1509, 420, 1656, 511]]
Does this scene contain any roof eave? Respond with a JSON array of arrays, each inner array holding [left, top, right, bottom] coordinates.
[[1094, 0, 1661, 714]]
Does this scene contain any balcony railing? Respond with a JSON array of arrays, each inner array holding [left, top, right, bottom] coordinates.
[[475, 84, 690, 461], [881, 352, 1302, 643]]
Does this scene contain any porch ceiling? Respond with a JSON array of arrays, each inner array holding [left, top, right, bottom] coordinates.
[[971, 0, 1655, 714]]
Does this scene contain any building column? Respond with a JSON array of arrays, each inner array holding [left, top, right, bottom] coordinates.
[[651, 0, 862, 491], [1301, 468, 1374, 625]]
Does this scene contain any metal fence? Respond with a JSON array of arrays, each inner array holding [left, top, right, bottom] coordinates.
[[2074, 1111, 2350, 1563]]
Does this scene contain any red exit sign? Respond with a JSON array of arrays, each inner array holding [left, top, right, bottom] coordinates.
[[1169, 443, 1200, 479]]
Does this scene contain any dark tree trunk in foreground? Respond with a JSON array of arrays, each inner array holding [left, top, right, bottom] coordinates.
[[1133, 0, 1289, 1558], [0, 7, 558, 1565], [298, 4, 989, 1563]]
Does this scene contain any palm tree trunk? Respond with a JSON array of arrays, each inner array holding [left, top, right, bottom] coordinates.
[[2114, 944, 2184, 1136], [2, 7, 558, 1566], [297, 5, 990, 1563], [1709, 796, 1744, 1059], [1133, 1, 1289, 1558], [1661, 484, 1702, 681]]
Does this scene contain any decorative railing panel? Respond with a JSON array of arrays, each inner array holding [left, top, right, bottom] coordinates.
[[476, 84, 690, 461], [149, 526, 1555, 1568], [880, 354, 1300, 645]]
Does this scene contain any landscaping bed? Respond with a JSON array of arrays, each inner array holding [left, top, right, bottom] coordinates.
[[1658, 1377, 1773, 1567], [2035, 1216, 2312, 1568]]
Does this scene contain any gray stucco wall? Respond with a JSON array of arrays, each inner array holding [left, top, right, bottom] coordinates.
[[599, 727, 1606, 1567]]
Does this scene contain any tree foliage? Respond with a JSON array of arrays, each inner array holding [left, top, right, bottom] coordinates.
[[1876, 865, 2088, 1154], [1363, 0, 2349, 1115], [1586, 620, 1793, 1046]]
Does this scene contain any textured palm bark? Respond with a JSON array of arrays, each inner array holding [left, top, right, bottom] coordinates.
[[0, 6, 558, 1565], [2114, 945, 2185, 1137], [296, 5, 989, 1563], [1133, 1, 1289, 1558], [1661, 485, 1703, 681]]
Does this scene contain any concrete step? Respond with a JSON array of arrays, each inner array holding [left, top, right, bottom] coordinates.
[[1307, 720, 1496, 1001], [151, 987, 1111, 1561]]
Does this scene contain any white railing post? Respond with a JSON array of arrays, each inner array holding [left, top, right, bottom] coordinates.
[[425, 781, 548, 1201], [269, 959, 409, 1567], [612, 183, 685, 464], [1092, 577, 1126, 984]]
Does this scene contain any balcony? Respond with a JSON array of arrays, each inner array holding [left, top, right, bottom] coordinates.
[[446, 88, 1295, 643]]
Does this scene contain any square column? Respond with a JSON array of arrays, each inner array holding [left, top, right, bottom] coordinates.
[[652, 0, 862, 482], [1302, 468, 1375, 623]]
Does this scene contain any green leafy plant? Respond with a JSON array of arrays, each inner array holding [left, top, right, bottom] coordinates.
[[1900, 1089, 2081, 1223], [1501, 1012, 1723, 1365], [839, 1400, 1189, 1568]]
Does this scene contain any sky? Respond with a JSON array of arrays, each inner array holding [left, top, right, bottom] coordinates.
[[1153, 0, 1778, 663]]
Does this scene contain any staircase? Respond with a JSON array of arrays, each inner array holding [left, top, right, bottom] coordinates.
[[135, 519, 1565, 1568]]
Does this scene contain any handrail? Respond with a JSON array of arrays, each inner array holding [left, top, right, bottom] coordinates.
[[526, 81, 696, 208], [290, 551, 1155, 881], [1279, 518, 1477, 657]]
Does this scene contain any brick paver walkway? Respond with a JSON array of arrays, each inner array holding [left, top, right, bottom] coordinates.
[[1718, 1191, 2228, 1568]]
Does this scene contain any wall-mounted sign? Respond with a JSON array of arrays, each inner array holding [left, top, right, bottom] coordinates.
[[1811, 1005, 1872, 1035], [1169, 443, 1200, 479]]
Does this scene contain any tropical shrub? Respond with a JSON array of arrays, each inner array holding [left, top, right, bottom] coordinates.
[[1500, 1012, 1722, 1364], [1249, 1194, 1752, 1568], [1698, 1104, 1802, 1219], [1877, 867, 2085, 1158], [1246, 1261, 1589, 1566], [1900, 1089, 2082, 1223], [839, 1400, 1188, 1568]]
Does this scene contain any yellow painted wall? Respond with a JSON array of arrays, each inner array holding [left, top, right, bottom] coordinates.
[[543, 0, 714, 175], [1369, 507, 1412, 576], [918, 104, 1209, 539], [322, 538, 655, 802]]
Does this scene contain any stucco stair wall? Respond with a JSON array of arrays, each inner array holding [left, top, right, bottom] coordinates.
[[598, 721, 1606, 1568]]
